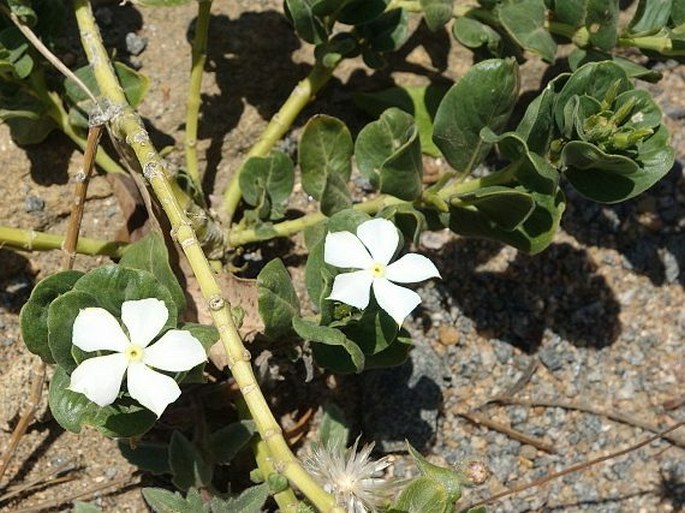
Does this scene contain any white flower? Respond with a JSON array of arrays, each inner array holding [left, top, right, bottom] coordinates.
[[305, 438, 394, 513], [324, 218, 441, 325], [68, 298, 207, 417]]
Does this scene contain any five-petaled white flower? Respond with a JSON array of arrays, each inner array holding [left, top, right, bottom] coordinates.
[[324, 218, 440, 325], [68, 298, 207, 417]]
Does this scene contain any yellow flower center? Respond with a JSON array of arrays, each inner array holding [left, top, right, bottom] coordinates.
[[370, 262, 385, 278], [125, 344, 144, 362]]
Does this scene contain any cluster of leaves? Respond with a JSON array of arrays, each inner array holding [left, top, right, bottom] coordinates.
[[442, 0, 685, 69], [0, 0, 148, 145], [19, 234, 217, 437], [284, 0, 411, 69], [246, 57, 673, 374]]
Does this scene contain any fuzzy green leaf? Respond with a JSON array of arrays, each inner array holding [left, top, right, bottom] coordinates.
[[48, 367, 157, 437], [628, 0, 673, 36], [420, 0, 454, 31], [354, 85, 448, 157], [355, 107, 423, 200], [257, 258, 301, 339], [391, 476, 449, 513], [119, 233, 186, 315], [299, 115, 353, 215], [285, 0, 327, 44], [407, 444, 462, 502], [208, 420, 256, 465], [20, 270, 83, 364], [169, 431, 213, 491], [497, 0, 557, 62], [209, 483, 270, 513], [293, 317, 365, 373], [240, 151, 295, 221], [451, 16, 502, 53], [118, 439, 171, 475], [142, 488, 197, 513], [432, 58, 519, 176]]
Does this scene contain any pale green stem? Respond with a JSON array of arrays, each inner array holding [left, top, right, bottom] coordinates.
[[228, 195, 404, 247], [185, 0, 212, 190], [228, 165, 520, 247], [222, 61, 335, 226], [0, 225, 125, 257], [72, 2, 340, 511]]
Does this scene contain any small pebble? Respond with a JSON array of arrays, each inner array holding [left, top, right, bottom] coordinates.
[[437, 325, 460, 346], [25, 195, 45, 213], [125, 32, 148, 56]]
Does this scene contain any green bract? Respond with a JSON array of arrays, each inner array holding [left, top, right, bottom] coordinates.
[[552, 61, 674, 202]]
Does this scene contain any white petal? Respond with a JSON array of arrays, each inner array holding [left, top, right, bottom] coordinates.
[[127, 362, 181, 417], [121, 298, 169, 348], [72, 307, 129, 353], [385, 253, 441, 283], [372, 278, 421, 326], [68, 353, 128, 407], [327, 270, 373, 310], [356, 218, 399, 265], [143, 330, 207, 372], [324, 231, 373, 269]]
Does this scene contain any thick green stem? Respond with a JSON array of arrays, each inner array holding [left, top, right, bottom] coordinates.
[[228, 195, 404, 247], [222, 61, 335, 226], [185, 0, 212, 189], [72, 2, 340, 511], [0, 225, 125, 257]]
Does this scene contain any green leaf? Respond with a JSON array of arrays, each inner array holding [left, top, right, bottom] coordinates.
[[337, 0, 388, 25], [48, 367, 157, 437], [451, 16, 502, 54], [391, 476, 449, 513], [515, 74, 567, 154], [285, 0, 327, 44], [547, 0, 586, 27], [432, 58, 519, 176], [168, 431, 213, 491], [449, 131, 565, 253], [73, 501, 103, 513], [627, 0, 673, 36], [292, 317, 365, 373], [72, 265, 178, 329], [355, 107, 423, 200], [585, 0, 620, 50], [553, 61, 631, 131], [319, 402, 349, 449], [407, 444, 462, 503], [0, 27, 33, 78], [208, 420, 256, 464], [20, 270, 83, 364], [257, 259, 301, 339], [673, 0, 685, 25], [562, 126, 674, 202], [567, 48, 663, 82], [378, 203, 427, 244], [240, 151, 295, 221], [65, 62, 148, 129], [0, 82, 55, 145], [142, 488, 194, 513], [455, 186, 535, 231], [46, 290, 98, 372], [354, 85, 449, 157], [209, 483, 269, 513], [356, 8, 410, 53], [420, 0, 454, 31], [118, 439, 171, 475], [497, 0, 557, 62], [299, 115, 353, 215], [119, 233, 186, 315]]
